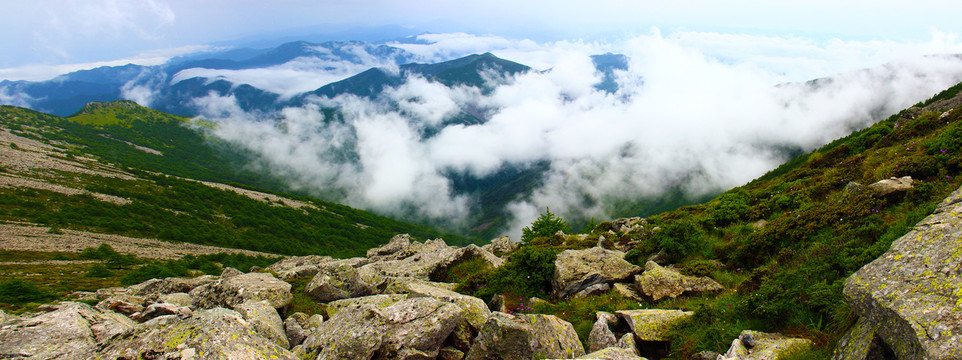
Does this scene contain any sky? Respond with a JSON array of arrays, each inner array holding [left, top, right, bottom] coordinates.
[[5, 0, 962, 238], [2, 0, 962, 80]]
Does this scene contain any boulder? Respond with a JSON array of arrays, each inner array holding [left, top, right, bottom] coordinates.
[[303, 297, 464, 360], [304, 263, 377, 302], [634, 261, 723, 301], [613, 282, 644, 302], [367, 233, 416, 259], [132, 302, 192, 322], [284, 313, 315, 347], [588, 311, 618, 352], [831, 317, 882, 360], [267, 254, 333, 274], [618, 333, 640, 355], [0, 302, 134, 360], [690, 350, 721, 359], [867, 176, 913, 196], [100, 307, 296, 359], [481, 235, 519, 255], [574, 282, 611, 298], [359, 243, 503, 281], [326, 294, 409, 317], [190, 272, 292, 309], [0, 309, 17, 326], [404, 282, 491, 330], [717, 330, 812, 360], [235, 300, 289, 349], [578, 347, 648, 360], [465, 312, 585, 360], [159, 292, 194, 307], [95, 294, 145, 316], [128, 275, 217, 300], [616, 309, 693, 341], [439, 346, 466, 360], [379, 276, 459, 294], [221, 266, 244, 278], [839, 185, 962, 359], [553, 247, 642, 298]]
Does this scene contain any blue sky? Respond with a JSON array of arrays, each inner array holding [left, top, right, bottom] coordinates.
[[2, 0, 962, 81]]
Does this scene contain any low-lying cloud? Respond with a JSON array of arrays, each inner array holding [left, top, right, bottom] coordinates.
[[190, 31, 962, 239]]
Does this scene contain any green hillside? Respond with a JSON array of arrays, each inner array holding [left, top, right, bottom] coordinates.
[[0, 102, 466, 258], [447, 83, 962, 358]]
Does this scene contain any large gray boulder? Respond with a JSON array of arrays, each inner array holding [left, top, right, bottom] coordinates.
[[553, 247, 642, 298], [838, 185, 962, 359], [634, 261, 723, 301], [127, 275, 217, 301], [0, 302, 134, 360], [304, 262, 376, 302], [235, 300, 289, 349], [578, 347, 648, 360], [359, 243, 503, 281], [326, 294, 409, 317], [367, 233, 420, 260], [588, 311, 618, 352], [867, 176, 913, 196], [481, 235, 519, 255], [404, 282, 491, 330], [100, 307, 295, 359], [465, 312, 586, 360], [717, 330, 812, 360], [189, 272, 292, 309], [616, 309, 693, 341], [302, 297, 464, 360]]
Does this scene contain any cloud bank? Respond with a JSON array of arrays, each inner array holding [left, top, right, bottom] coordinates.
[[186, 31, 962, 239]]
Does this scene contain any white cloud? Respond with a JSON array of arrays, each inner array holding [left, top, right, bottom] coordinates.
[[193, 30, 962, 240]]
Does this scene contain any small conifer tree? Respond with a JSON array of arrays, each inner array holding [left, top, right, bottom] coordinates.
[[520, 207, 570, 243]]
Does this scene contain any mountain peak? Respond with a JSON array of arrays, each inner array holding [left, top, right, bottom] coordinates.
[[73, 100, 141, 116]]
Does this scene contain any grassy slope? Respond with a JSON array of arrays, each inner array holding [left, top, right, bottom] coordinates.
[[0, 102, 465, 257], [446, 83, 962, 358]]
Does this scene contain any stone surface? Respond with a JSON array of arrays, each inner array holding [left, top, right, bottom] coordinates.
[[95, 294, 145, 316], [303, 297, 464, 360], [616, 309, 693, 341], [465, 312, 585, 360], [220, 266, 244, 278], [553, 247, 642, 298], [574, 282, 611, 298], [304, 262, 376, 302], [634, 261, 723, 301], [831, 317, 877, 360], [617, 333, 640, 355], [867, 176, 914, 196], [285, 313, 312, 347], [613, 282, 644, 302], [0, 302, 134, 360], [717, 330, 812, 360], [326, 294, 409, 317], [190, 272, 292, 309], [159, 292, 194, 307], [404, 282, 491, 330], [100, 307, 296, 359], [481, 235, 519, 255], [840, 185, 962, 359], [588, 311, 618, 352], [128, 275, 216, 300], [578, 347, 648, 360], [132, 302, 192, 322], [235, 300, 289, 349], [359, 243, 503, 281]]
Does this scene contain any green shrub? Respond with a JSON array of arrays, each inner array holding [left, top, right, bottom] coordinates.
[[0, 279, 54, 304], [86, 263, 113, 278], [521, 208, 570, 243], [477, 245, 558, 299], [651, 220, 706, 262]]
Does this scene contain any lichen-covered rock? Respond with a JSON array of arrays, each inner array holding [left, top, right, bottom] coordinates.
[[0, 302, 134, 360], [379, 276, 459, 294], [159, 292, 194, 307], [690, 350, 721, 359], [359, 243, 503, 281], [367, 233, 419, 260], [304, 263, 376, 302], [465, 312, 586, 360], [127, 275, 216, 300], [131, 302, 192, 322], [588, 311, 618, 352], [439, 346, 466, 360], [284, 313, 314, 347], [553, 247, 642, 298], [839, 185, 962, 359], [235, 300, 289, 349], [616, 309, 693, 341], [613, 282, 644, 302], [95, 294, 145, 316], [404, 282, 491, 330], [717, 330, 812, 360], [831, 317, 877, 360], [574, 282, 611, 298], [0, 309, 17, 326], [100, 307, 296, 359], [617, 333, 639, 355], [267, 254, 333, 274], [867, 176, 913, 196], [481, 235, 519, 255], [220, 266, 244, 278], [303, 297, 464, 360], [578, 347, 648, 360], [190, 272, 292, 309], [326, 294, 409, 317], [634, 261, 723, 301]]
